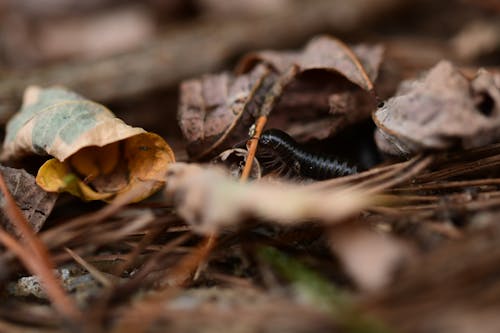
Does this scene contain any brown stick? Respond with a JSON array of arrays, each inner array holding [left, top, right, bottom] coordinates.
[[240, 116, 267, 182]]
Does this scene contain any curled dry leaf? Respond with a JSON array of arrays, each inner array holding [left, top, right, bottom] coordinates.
[[237, 35, 381, 91], [0, 165, 57, 235], [238, 35, 383, 141], [2, 86, 175, 202], [213, 148, 262, 179], [164, 163, 373, 234], [374, 61, 500, 156], [178, 35, 383, 159]]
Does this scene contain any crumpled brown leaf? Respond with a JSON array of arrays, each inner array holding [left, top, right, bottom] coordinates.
[[178, 64, 275, 159], [374, 61, 500, 156], [237, 35, 383, 141], [0, 165, 57, 235], [164, 163, 373, 234], [178, 35, 383, 159], [237, 36, 382, 91]]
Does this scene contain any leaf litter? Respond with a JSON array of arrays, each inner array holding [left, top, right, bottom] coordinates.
[[0, 2, 500, 332]]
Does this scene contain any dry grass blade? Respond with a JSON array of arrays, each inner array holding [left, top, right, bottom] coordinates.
[[361, 156, 433, 194], [307, 157, 417, 190], [390, 178, 500, 192], [115, 233, 192, 294], [307, 155, 432, 194], [112, 225, 164, 276], [65, 247, 113, 288], [0, 170, 82, 324], [40, 179, 159, 249], [416, 154, 500, 182]]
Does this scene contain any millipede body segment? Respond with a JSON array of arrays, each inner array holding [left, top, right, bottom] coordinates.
[[257, 129, 357, 180]]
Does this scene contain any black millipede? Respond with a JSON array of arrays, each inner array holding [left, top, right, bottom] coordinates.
[[256, 129, 357, 180]]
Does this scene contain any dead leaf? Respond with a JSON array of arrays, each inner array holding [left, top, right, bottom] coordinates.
[[2, 86, 175, 202], [237, 35, 382, 90], [0, 165, 57, 235], [178, 64, 276, 160], [374, 61, 500, 156], [164, 163, 373, 234], [240, 35, 383, 141]]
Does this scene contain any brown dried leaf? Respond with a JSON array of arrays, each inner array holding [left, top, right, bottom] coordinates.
[[164, 163, 373, 234], [238, 35, 382, 90], [238, 35, 383, 141], [0, 165, 57, 235], [178, 64, 276, 159], [270, 72, 378, 142], [374, 61, 500, 156]]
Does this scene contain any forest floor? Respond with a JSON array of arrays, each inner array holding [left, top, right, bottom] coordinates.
[[0, 1, 500, 332]]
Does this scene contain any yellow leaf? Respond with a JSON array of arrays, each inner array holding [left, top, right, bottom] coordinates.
[[36, 132, 175, 202], [37, 159, 113, 201], [69, 142, 120, 179], [2, 86, 176, 202]]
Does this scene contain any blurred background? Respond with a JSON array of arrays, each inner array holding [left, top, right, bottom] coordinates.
[[0, 0, 498, 151], [0, 2, 500, 332]]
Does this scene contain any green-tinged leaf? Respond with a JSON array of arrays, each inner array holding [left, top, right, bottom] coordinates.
[[2, 86, 175, 202]]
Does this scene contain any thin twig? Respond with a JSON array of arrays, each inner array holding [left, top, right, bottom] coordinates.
[[241, 115, 268, 182], [65, 247, 113, 288], [390, 178, 500, 192]]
